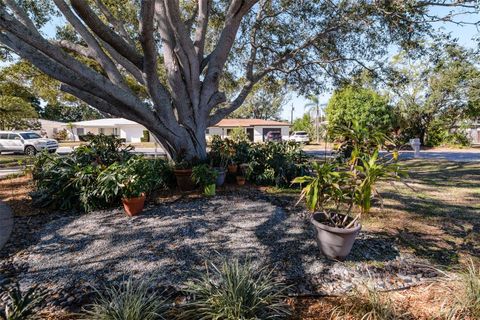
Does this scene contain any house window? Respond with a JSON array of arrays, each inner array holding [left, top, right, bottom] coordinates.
[[77, 128, 85, 136], [99, 128, 105, 134], [206, 128, 210, 135], [113, 128, 119, 136]]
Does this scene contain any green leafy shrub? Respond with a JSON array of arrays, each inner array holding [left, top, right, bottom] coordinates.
[[246, 141, 308, 187], [31, 135, 172, 211], [192, 164, 217, 187], [0, 284, 46, 320], [326, 85, 394, 139], [178, 259, 290, 320], [82, 277, 171, 320]]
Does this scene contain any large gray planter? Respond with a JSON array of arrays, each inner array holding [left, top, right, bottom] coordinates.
[[0, 201, 13, 252], [311, 212, 361, 261], [214, 168, 226, 186]]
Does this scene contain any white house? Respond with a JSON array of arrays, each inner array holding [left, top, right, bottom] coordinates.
[[37, 117, 291, 143], [207, 119, 290, 142], [69, 118, 149, 142], [37, 119, 69, 139]]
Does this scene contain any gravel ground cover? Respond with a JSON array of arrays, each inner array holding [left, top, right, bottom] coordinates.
[[0, 192, 437, 311]]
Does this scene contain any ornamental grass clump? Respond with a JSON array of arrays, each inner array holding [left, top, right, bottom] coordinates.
[[0, 284, 46, 320], [178, 259, 291, 320], [81, 277, 171, 320], [444, 259, 480, 320]]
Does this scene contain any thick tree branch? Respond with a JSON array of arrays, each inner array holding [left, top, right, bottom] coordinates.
[[3, 0, 40, 36], [139, 0, 177, 126], [53, 0, 127, 89], [194, 0, 209, 64], [94, 0, 135, 46], [70, 0, 143, 68]]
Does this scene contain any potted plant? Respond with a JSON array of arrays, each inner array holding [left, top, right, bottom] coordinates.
[[174, 160, 196, 191], [192, 164, 218, 196], [236, 175, 246, 186], [209, 136, 228, 186], [293, 149, 403, 260], [96, 162, 147, 217]]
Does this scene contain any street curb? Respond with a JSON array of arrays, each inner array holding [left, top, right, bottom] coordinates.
[[0, 200, 13, 252]]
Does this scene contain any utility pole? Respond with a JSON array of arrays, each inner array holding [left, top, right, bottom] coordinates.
[[315, 103, 319, 144], [290, 103, 294, 124]]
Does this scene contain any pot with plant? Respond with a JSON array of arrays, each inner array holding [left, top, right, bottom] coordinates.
[[174, 160, 196, 191], [209, 136, 228, 186], [192, 164, 218, 196], [236, 175, 246, 186], [97, 161, 147, 217], [293, 149, 403, 260]]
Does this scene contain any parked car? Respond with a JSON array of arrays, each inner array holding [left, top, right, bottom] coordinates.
[[289, 131, 310, 144], [265, 131, 282, 142], [0, 131, 58, 155]]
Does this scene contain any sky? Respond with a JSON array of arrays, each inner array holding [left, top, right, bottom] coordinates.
[[282, 7, 480, 121], [5, 5, 480, 122]]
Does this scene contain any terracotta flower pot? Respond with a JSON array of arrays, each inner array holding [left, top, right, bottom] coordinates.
[[310, 212, 361, 260], [122, 193, 146, 217], [236, 176, 246, 186], [227, 164, 238, 174], [174, 168, 196, 191]]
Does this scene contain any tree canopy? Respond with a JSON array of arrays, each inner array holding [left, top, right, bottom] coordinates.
[[385, 43, 480, 146], [0, 0, 476, 159], [326, 86, 393, 138]]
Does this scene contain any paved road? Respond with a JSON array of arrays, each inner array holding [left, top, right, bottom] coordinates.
[[305, 150, 480, 162]]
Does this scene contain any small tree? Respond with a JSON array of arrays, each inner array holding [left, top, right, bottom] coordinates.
[[326, 86, 393, 139], [0, 95, 37, 130]]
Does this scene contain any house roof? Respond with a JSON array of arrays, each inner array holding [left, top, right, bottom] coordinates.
[[71, 118, 138, 127], [212, 119, 290, 127]]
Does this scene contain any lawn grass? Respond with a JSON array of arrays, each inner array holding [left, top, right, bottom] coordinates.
[[364, 159, 480, 267], [0, 154, 32, 166]]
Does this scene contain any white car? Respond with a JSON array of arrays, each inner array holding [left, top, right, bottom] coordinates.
[[289, 131, 310, 144], [0, 131, 58, 155]]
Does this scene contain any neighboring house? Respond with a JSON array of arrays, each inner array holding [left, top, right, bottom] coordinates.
[[37, 117, 291, 143], [69, 118, 149, 143], [37, 119, 69, 139], [207, 119, 290, 142]]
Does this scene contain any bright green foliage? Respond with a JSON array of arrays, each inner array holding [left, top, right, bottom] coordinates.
[[178, 259, 290, 320], [31, 135, 172, 211], [0, 284, 46, 320], [245, 141, 308, 187], [228, 127, 249, 143], [192, 164, 218, 187], [0, 96, 37, 130], [0, 61, 101, 122], [208, 135, 229, 168], [97, 157, 172, 200], [82, 277, 170, 320], [292, 162, 347, 212], [326, 86, 393, 139], [293, 144, 403, 227]]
